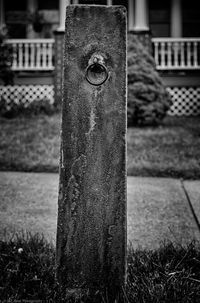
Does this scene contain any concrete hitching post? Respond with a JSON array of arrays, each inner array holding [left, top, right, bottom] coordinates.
[[56, 5, 127, 300]]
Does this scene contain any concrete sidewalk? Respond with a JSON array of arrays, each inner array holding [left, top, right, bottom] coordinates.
[[0, 171, 200, 249]]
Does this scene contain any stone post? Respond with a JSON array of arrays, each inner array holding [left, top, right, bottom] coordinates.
[[56, 5, 127, 301]]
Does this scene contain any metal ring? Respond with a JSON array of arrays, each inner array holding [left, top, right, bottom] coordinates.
[[85, 63, 108, 86]]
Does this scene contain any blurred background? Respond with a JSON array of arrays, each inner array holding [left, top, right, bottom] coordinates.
[[0, 0, 200, 117]]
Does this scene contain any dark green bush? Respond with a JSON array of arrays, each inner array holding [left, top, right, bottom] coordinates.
[[128, 34, 172, 126]]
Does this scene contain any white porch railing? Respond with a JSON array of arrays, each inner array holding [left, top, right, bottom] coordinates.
[[5, 38, 200, 72], [152, 38, 200, 70], [6, 39, 55, 71]]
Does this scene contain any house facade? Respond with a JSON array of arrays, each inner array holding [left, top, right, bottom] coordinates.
[[0, 0, 200, 116]]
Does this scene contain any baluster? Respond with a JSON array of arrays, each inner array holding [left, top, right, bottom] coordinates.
[[41, 43, 45, 68], [18, 43, 23, 69], [187, 42, 191, 67], [174, 42, 179, 68], [46, 43, 50, 68], [12, 43, 17, 69], [167, 42, 172, 67], [193, 41, 198, 67], [30, 42, 35, 69], [45, 43, 48, 69], [161, 42, 165, 68], [24, 43, 29, 69], [180, 42, 185, 67], [36, 43, 41, 69], [49, 43, 53, 69], [154, 42, 159, 66]]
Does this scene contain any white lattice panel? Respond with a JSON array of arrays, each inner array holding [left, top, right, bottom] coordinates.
[[0, 85, 54, 105], [167, 87, 200, 116], [1, 85, 200, 116]]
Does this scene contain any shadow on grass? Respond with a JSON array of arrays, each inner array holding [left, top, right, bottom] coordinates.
[[1, 231, 200, 302]]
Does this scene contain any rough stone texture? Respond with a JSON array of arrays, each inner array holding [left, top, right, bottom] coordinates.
[[56, 5, 127, 299], [53, 30, 64, 108]]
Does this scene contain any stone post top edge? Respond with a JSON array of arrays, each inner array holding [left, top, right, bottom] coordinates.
[[66, 4, 127, 13]]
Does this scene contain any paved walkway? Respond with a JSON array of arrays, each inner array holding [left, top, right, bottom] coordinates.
[[0, 171, 200, 249]]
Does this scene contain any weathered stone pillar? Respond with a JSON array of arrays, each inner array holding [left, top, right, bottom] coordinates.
[[56, 5, 127, 301]]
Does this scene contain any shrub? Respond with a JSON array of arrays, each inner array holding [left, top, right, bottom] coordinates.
[[0, 25, 14, 85], [0, 98, 57, 118], [127, 34, 171, 126]]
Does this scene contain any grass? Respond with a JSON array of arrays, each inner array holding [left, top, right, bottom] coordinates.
[[127, 116, 200, 179], [1, 232, 200, 302], [0, 114, 60, 173], [0, 113, 200, 179]]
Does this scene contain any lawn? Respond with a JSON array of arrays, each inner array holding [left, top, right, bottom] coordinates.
[[1, 232, 200, 302], [0, 113, 200, 179]]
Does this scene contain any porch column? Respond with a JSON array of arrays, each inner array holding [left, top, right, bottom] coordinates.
[[0, 0, 5, 28], [54, 1, 70, 107], [171, 0, 182, 37], [107, 0, 112, 5], [134, 0, 149, 31], [58, 0, 70, 31], [26, 0, 37, 38], [128, 0, 134, 31]]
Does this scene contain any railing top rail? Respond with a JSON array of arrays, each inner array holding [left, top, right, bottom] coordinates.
[[6, 38, 55, 44], [152, 37, 200, 42]]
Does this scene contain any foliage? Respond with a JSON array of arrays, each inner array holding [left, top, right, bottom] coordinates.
[[0, 98, 57, 118], [1, 232, 200, 302], [0, 25, 14, 85], [128, 34, 172, 126]]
